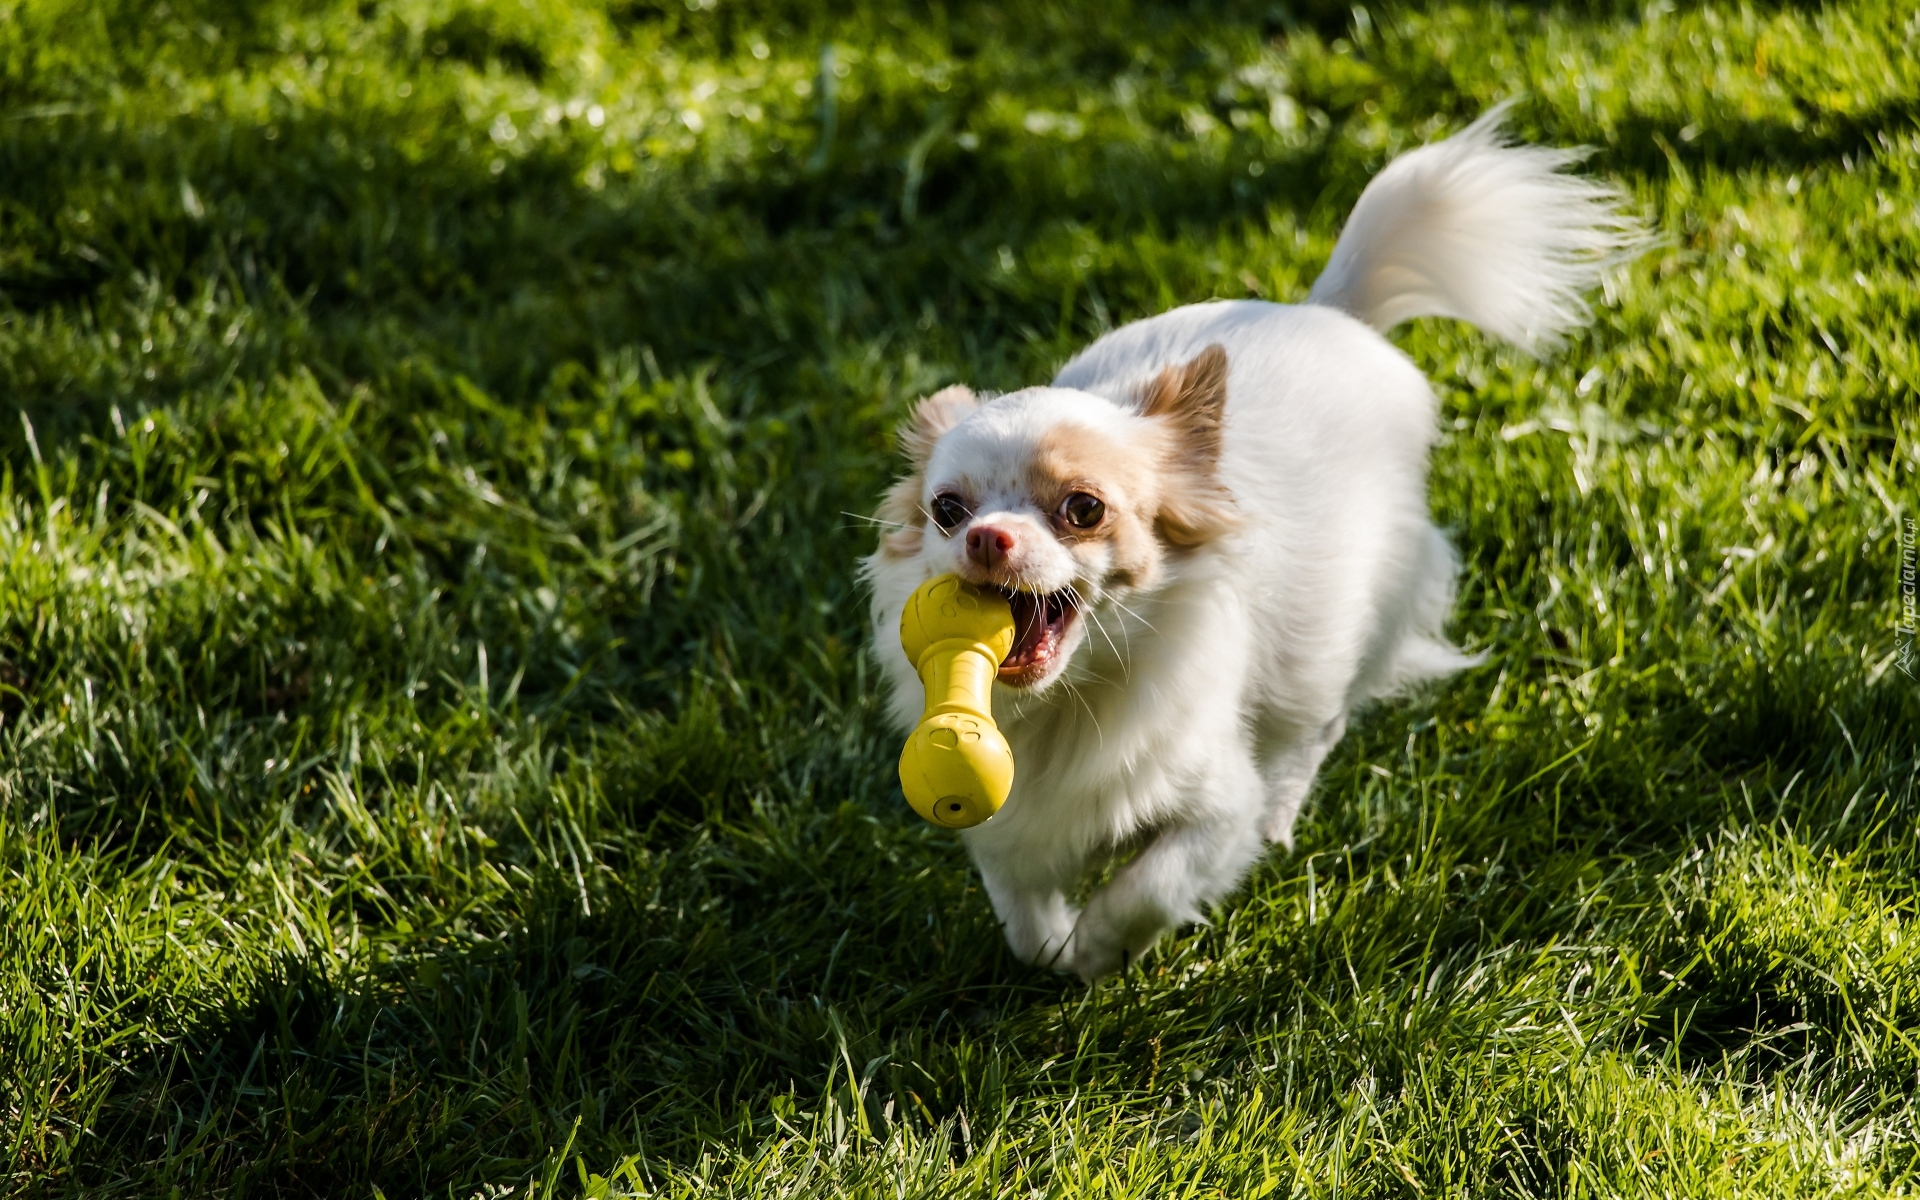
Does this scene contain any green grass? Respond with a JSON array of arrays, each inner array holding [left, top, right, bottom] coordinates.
[[1, 0, 1917, 1194]]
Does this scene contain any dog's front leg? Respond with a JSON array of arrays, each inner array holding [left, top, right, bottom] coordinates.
[[1258, 713, 1347, 847], [1069, 760, 1266, 981], [969, 850, 1080, 970]]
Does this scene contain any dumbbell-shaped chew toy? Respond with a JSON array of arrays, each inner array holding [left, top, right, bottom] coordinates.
[[898, 575, 1017, 828]]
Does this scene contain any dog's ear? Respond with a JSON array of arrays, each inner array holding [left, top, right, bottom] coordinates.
[[897, 384, 978, 466], [1138, 345, 1238, 546], [877, 385, 977, 559], [1138, 344, 1228, 466]]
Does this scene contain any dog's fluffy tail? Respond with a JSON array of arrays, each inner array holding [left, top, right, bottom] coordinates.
[[1306, 103, 1647, 354]]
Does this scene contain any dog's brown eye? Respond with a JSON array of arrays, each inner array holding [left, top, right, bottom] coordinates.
[[930, 493, 971, 532], [1059, 492, 1105, 530]]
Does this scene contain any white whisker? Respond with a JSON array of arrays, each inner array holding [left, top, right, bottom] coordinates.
[[842, 510, 912, 530], [1056, 677, 1104, 747], [1083, 599, 1124, 663], [1104, 594, 1159, 636]]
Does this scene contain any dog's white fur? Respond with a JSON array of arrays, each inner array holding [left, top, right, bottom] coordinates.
[[864, 107, 1644, 979]]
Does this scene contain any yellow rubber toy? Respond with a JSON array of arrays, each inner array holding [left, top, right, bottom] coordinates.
[[898, 575, 1017, 828]]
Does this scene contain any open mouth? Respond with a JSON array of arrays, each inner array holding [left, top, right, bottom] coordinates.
[[997, 588, 1078, 686]]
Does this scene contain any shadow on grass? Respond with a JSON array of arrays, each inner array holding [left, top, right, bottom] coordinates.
[[1599, 99, 1920, 179], [71, 808, 1077, 1195]]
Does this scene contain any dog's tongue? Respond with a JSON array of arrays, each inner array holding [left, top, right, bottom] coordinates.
[[1000, 591, 1070, 676]]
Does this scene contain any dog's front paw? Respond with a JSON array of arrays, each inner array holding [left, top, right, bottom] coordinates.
[[1069, 898, 1164, 982], [1012, 925, 1078, 972], [1068, 925, 1128, 981], [999, 895, 1081, 971]]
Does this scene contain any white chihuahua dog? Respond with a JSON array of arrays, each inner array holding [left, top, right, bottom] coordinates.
[[865, 107, 1644, 980]]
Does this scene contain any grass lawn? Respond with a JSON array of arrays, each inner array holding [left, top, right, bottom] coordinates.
[[3, 0, 1919, 1194]]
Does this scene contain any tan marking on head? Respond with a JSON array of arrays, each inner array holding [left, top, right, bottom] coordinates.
[[874, 385, 979, 560], [898, 385, 978, 466], [876, 475, 925, 558], [1136, 345, 1238, 546], [1029, 421, 1164, 588]]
